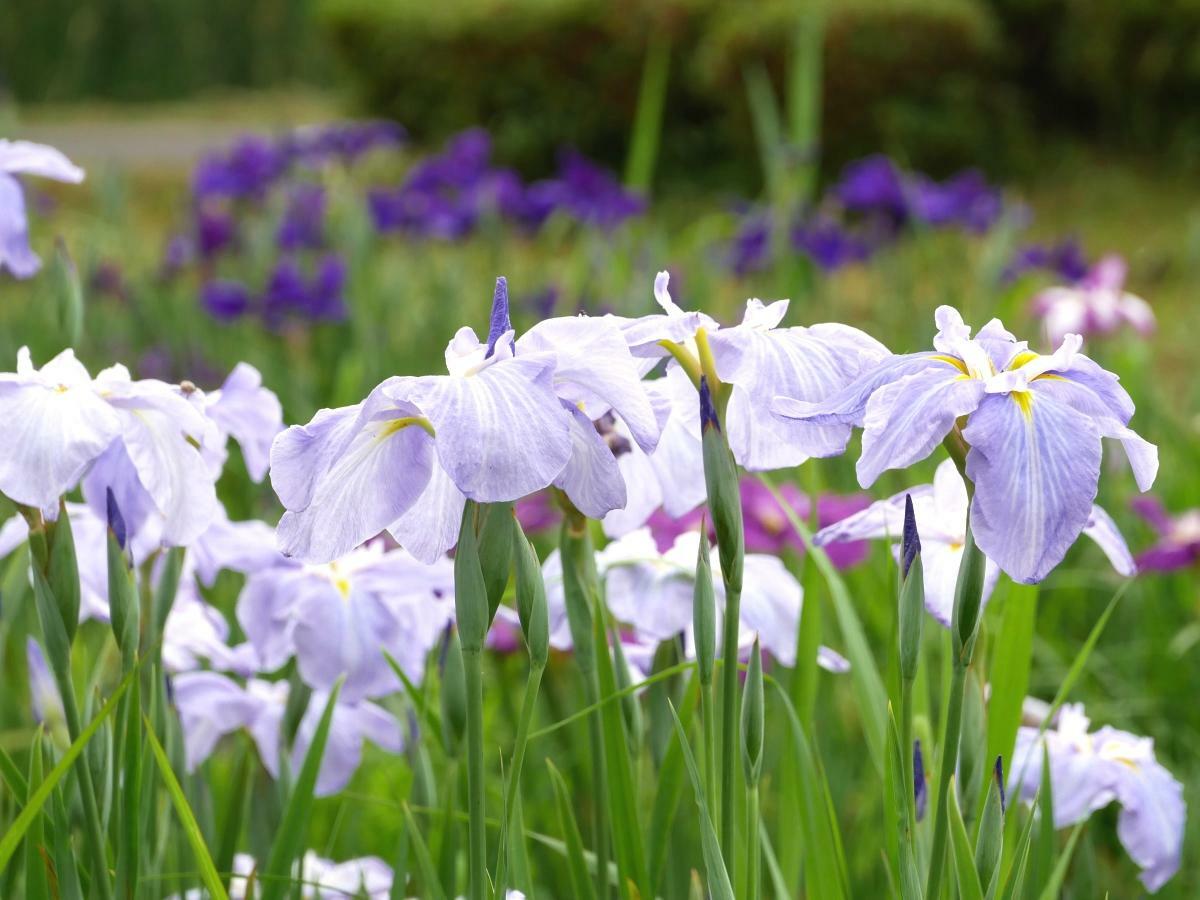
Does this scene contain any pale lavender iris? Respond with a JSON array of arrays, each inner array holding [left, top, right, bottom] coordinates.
[[236, 541, 454, 701], [272, 278, 658, 563], [541, 527, 849, 671], [1030, 254, 1155, 347], [171, 851, 394, 900], [1010, 703, 1185, 892], [26, 638, 63, 728], [774, 306, 1158, 583], [815, 459, 1136, 626], [618, 272, 889, 472], [172, 673, 402, 797], [1131, 496, 1200, 572], [0, 139, 85, 278], [189, 362, 284, 482]]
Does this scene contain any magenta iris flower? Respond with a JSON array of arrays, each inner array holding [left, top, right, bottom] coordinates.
[[775, 306, 1157, 584], [1131, 496, 1200, 572]]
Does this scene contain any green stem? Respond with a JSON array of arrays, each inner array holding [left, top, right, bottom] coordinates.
[[495, 662, 545, 894], [701, 680, 718, 818], [462, 647, 487, 900], [747, 785, 761, 900], [624, 34, 671, 192], [585, 681, 611, 899], [719, 584, 742, 866], [924, 664, 967, 900]]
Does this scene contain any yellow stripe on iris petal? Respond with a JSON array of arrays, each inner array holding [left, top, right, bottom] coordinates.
[[930, 354, 968, 375], [1011, 390, 1034, 420], [379, 415, 436, 440]]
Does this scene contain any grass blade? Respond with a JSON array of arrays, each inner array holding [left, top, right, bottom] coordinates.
[[666, 701, 734, 900], [986, 585, 1038, 790], [647, 673, 699, 890], [143, 717, 228, 900], [0, 663, 135, 871], [23, 728, 50, 900], [547, 760, 598, 900], [949, 780, 984, 900], [401, 803, 448, 900]]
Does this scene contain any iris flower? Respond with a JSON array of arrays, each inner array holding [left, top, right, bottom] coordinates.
[[617, 271, 889, 472], [172, 673, 402, 797], [172, 852, 394, 900], [1031, 255, 1154, 346], [1131, 496, 1200, 572], [189, 362, 284, 482], [272, 278, 660, 563], [1010, 703, 1184, 892], [237, 540, 455, 701], [774, 306, 1157, 583], [540, 527, 849, 671], [815, 459, 1136, 625], [0, 140, 85, 278]]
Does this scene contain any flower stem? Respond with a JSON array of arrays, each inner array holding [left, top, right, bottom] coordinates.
[[925, 663, 967, 900], [495, 662, 545, 894], [462, 646, 487, 900], [746, 784, 762, 900], [702, 680, 719, 817], [901, 677, 916, 832], [719, 582, 742, 863]]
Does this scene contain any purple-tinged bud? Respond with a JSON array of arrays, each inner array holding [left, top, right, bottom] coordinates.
[[913, 739, 927, 822], [699, 375, 720, 432], [485, 276, 512, 358], [902, 493, 921, 579], [106, 487, 127, 551], [994, 755, 1006, 813]]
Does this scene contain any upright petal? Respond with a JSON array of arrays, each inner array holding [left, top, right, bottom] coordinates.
[[204, 362, 283, 481], [964, 392, 1102, 583], [275, 414, 435, 563], [517, 316, 661, 452], [772, 353, 945, 429], [410, 355, 572, 502]]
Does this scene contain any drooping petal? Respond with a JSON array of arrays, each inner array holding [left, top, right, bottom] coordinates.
[[964, 391, 1102, 583], [386, 459, 466, 564], [236, 570, 305, 672], [552, 403, 627, 519], [517, 315, 661, 452], [409, 355, 572, 502], [772, 353, 945, 430], [204, 362, 283, 481], [1108, 743, 1185, 892], [857, 366, 986, 487], [0, 172, 41, 278], [0, 351, 122, 509], [172, 671, 263, 771], [813, 485, 932, 547], [275, 413, 435, 563], [1082, 504, 1137, 576], [0, 140, 85, 182], [191, 510, 282, 587], [601, 439, 664, 538], [738, 554, 802, 665], [270, 404, 363, 511], [292, 585, 404, 703], [912, 540, 1000, 628]]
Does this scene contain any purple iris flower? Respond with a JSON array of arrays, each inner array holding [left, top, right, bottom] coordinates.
[[528, 150, 645, 231], [308, 254, 348, 320], [834, 154, 909, 221], [791, 218, 873, 272], [201, 279, 251, 321], [172, 673, 403, 797], [1030, 254, 1154, 347], [728, 213, 773, 276], [26, 638, 64, 727], [263, 258, 309, 317], [909, 169, 1004, 233], [196, 206, 237, 259], [192, 135, 288, 202], [774, 306, 1158, 583], [0, 139, 85, 279], [1131, 496, 1200, 572], [276, 184, 326, 251], [1003, 238, 1090, 284], [816, 459, 1136, 625], [1011, 703, 1185, 892]]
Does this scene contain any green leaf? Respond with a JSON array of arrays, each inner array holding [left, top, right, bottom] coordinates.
[[216, 738, 254, 892], [666, 703, 735, 900], [1034, 822, 1084, 900], [949, 779, 984, 900], [591, 593, 650, 896], [258, 679, 343, 900], [647, 674, 699, 890], [383, 649, 443, 740], [986, 585, 1038, 790], [401, 803, 448, 900], [23, 728, 50, 900], [144, 717, 228, 900], [1030, 743, 1056, 897], [0, 747, 29, 805], [389, 813, 410, 900], [0, 663, 135, 872], [47, 501, 81, 645], [116, 676, 143, 899], [547, 760, 599, 900], [760, 474, 887, 775], [975, 759, 1004, 896]]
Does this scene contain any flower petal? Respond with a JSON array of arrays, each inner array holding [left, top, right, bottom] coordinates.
[[409, 355, 572, 502], [1111, 747, 1185, 892], [0, 140, 85, 182], [857, 367, 985, 487], [964, 391, 1102, 583], [386, 460, 466, 564], [553, 403, 627, 519], [204, 362, 283, 481], [1082, 504, 1137, 577], [0, 173, 41, 278]]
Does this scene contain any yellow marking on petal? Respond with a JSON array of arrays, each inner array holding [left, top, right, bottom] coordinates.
[[53, 384, 70, 393], [379, 415, 436, 440], [1033, 373, 1066, 382], [1008, 350, 1040, 370], [1012, 390, 1034, 420], [930, 354, 968, 375]]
